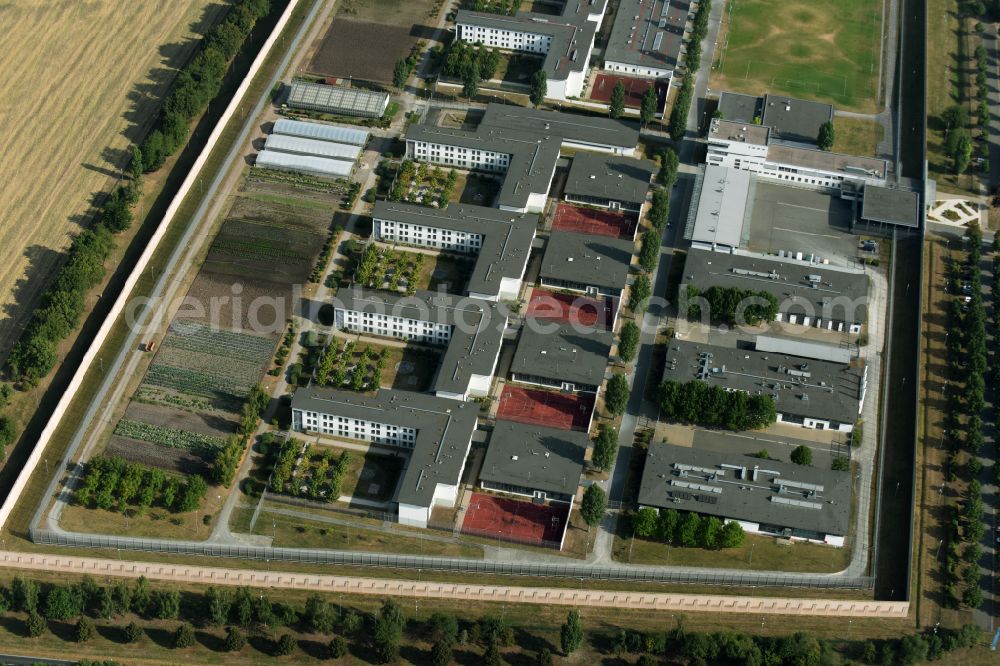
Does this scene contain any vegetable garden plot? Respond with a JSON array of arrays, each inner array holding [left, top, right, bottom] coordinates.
[[209, 219, 324, 264], [113, 419, 226, 458], [161, 321, 275, 364]]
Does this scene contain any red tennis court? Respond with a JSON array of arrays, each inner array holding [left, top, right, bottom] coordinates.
[[553, 203, 637, 240], [496, 384, 595, 431], [590, 74, 668, 110], [526, 289, 614, 330], [462, 492, 569, 547]]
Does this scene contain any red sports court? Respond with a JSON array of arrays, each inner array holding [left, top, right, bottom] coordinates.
[[553, 203, 637, 240], [526, 288, 614, 330], [462, 492, 569, 548], [496, 383, 595, 431], [590, 73, 668, 110]]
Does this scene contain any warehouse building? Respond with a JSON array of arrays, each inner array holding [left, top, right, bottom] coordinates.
[[290, 388, 479, 528], [405, 103, 639, 212], [480, 421, 588, 504], [563, 152, 656, 212], [683, 163, 752, 250], [681, 246, 870, 333], [603, 0, 688, 84], [272, 118, 370, 146], [333, 288, 506, 400], [371, 201, 536, 301], [661, 339, 867, 432], [638, 442, 851, 546], [539, 230, 634, 300], [454, 0, 607, 100], [286, 81, 390, 118], [510, 323, 613, 393]]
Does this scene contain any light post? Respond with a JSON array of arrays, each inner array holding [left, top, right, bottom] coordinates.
[[748, 542, 755, 567]]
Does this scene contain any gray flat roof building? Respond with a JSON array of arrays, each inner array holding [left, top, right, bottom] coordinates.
[[766, 144, 887, 180], [480, 421, 589, 500], [290, 388, 478, 511], [287, 81, 390, 118], [638, 442, 852, 540], [708, 118, 770, 147], [760, 94, 834, 146], [661, 339, 866, 428], [335, 288, 505, 398], [684, 164, 751, 249], [604, 0, 687, 74], [681, 246, 870, 326], [539, 230, 634, 295], [480, 104, 641, 151], [861, 185, 920, 228], [371, 201, 537, 300], [564, 152, 656, 208], [717, 92, 761, 124], [511, 323, 613, 391]]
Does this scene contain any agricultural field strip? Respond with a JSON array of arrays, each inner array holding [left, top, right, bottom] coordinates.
[[113, 419, 226, 454], [142, 364, 256, 401], [161, 324, 275, 364]]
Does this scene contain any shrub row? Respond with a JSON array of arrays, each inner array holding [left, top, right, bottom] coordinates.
[[686, 285, 780, 326], [630, 507, 745, 549], [75, 456, 206, 514], [140, 0, 274, 171], [667, 0, 711, 140]]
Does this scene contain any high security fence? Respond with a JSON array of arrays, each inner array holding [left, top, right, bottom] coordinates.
[[31, 529, 875, 590]]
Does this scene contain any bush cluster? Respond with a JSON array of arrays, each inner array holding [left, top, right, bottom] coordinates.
[[686, 285, 779, 326], [630, 507, 745, 549], [657, 380, 777, 431]]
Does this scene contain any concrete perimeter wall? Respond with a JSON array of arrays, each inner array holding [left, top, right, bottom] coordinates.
[[0, 0, 303, 529], [0, 551, 910, 618]]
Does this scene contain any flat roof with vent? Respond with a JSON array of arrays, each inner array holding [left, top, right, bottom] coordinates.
[[510, 323, 613, 388], [661, 339, 865, 426], [563, 152, 656, 206], [760, 94, 834, 145], [480, 421, 589, 497], [605, 0, 687, 71], [290, 388, 478, 507], [685, 164, 751, 248], [539, 230, 633, 292], [638, 442, 851, 536]]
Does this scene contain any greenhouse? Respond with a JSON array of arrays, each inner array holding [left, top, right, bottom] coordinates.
[[263, 134, 362, 162], [287, 81, 389, 118], [272, 118, 369, 146], [255, 150, 353, 178]]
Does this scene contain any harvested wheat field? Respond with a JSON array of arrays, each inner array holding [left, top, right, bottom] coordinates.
[[0, 0, 224, 359]]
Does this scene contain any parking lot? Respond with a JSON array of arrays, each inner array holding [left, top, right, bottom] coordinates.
[[746, 182, 860, 264]]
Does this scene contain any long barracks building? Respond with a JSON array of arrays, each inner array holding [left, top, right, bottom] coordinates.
[[291, 388, 479, 528], [405, 103, 639, 213], [455, 0, 607, 100], [371, 201, 536, 302]]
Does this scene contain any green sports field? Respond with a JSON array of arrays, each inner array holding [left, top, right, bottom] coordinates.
[[712, 0, 883, 112]]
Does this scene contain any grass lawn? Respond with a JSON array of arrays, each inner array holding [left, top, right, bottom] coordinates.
[[412, 251, 473, 293], [612, 532, 852, 573], [712, 0, 882, 112], [495, 53, 543, 85], [58, 488, 226, 542], [307, 443, 403, 502], [254, 511, 484, 558], [833, 117, 884, 157]]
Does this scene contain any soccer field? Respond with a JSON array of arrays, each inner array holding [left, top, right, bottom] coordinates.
[[711, 0, 883, 113], [0, 1, 222, 358]]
